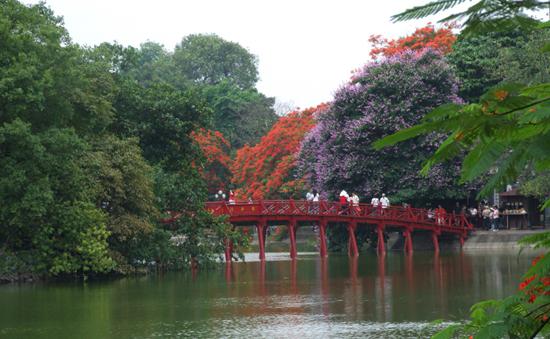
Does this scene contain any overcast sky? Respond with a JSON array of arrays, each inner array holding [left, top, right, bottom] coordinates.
[[25, 0, 455, 110]]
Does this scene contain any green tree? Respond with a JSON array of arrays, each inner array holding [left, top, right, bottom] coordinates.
[[0, 0, 115, 134], [85, 136, 158, 268], [203, 81, 277, 149], [173, 33, 259, 89], [0, 120, 113, 275], [376, 1, 550, 337], [448, 29, 550, 102]]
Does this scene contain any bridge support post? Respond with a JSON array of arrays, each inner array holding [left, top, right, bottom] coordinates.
[[319, 220, 328, 257], [257, 220, 267, 261], [432, 232, 439, 253], [377, 224, 385, 255], [459, 235, 465, 248], [224, 238, 233, 262], [348, 222, 359, 257], [289, 219, 297, 259], [403, 229, 413, 254]]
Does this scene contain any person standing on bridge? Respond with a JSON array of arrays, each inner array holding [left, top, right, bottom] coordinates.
[[312, 189, 320, 202], [436, 205, 446, 225], [306, 189, 314, 213], [380, 193, 390, 214], [371, 195, 380, 215], [339, 190, 349, 215], [229, 190, 235, 204], [311, 189, 320, 214], [351, 192, 360, 214]]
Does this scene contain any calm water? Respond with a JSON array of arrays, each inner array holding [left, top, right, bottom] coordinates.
[[0, 250, 538, 338]]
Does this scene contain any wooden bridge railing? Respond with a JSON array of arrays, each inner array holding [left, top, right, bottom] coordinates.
[[205, 200, 472, 231]]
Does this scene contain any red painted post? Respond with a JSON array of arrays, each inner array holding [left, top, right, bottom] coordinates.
[[432, 231, 439, 253], [403, 229, 413, 254], [319, 220, 328, 257], [224, 238, 232, 262], [289, 219, 297, 259], [460, 235, 465, 248], [348, 222, 359, 257], [377, 224, 386, 255], [257, 220, 266, 261]]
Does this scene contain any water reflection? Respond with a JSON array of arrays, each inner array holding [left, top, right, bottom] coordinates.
[[0, 250, 542, 338]]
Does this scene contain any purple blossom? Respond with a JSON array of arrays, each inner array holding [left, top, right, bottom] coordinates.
[[297, 50, 471, 204]]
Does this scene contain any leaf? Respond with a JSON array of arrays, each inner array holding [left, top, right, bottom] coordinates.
[[521, 83, 550, 98], [431, 324, 461, 339], [460, 140, 507, 182], [420, 131, 463, 175], [477, 147, 528, 198], [422, 103, 464, 122], [476, 322, 508, 339], [391, 0, 469, 22], [372, 123, 433, 150]]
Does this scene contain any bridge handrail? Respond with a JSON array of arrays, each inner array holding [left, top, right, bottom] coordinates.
[[205, 200, 473, 230]]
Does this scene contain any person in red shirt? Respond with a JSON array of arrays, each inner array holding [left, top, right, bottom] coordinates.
[[435, 205, 447, 225], [339, 190, 349, 215]]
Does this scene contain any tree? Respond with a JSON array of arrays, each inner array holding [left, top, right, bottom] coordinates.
[[191, 128, 233, 194], [376, 1, 550, 337], [369, 23, 456, 60], [84, 136, 158, 268], [0, 120, 113, 275], [202, 81, 277, 149], [232, 104, 326, 199], [173, 33, 259, 89], [298, 50, 468, 204], [447, 28, 550, 103], [0, 0, 115, 135]]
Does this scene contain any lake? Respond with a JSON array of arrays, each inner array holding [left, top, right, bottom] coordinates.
[[0, 249, 537, 338]]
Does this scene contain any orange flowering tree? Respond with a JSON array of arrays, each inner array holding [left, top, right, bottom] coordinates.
[[369, 23, 456, 60], [191, 128, 232, 194], [231, 104, 328, 200]]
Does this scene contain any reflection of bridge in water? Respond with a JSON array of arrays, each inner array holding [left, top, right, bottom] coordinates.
[[204, 200, 473, 261]]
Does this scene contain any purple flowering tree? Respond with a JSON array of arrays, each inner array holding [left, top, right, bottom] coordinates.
[[298, 50, 473, 205]]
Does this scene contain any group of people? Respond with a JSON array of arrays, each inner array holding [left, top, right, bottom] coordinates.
[[370, 193, 390, 210], [427, 205, 448, 225], [303, 190, 392, 215], [471, 205, 501, 231], [305, 189, 320, 202], [337, 190, 360, 214]]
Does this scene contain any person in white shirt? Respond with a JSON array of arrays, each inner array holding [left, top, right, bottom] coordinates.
[[312, 189, 320, 202], [306, 190, 314, 201], [371, 196, 379, 207], [490, 205, 500, 231], [380, 193, 390, 209], [351, 193, 360, 214]]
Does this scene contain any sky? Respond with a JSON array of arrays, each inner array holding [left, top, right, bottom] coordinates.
[[25, 0, 454, 110]]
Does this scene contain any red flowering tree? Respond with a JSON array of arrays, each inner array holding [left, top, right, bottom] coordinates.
[[231, 104, 328, 200], [191, 128, 232, 194], [369, 23, 456, 60]]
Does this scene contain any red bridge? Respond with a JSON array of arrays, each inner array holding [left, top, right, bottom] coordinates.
[[205, 200, 473, 262]]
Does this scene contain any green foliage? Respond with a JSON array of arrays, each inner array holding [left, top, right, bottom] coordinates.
[[519, 171, 550, 200], [0, 0, 115, 134], [0, 120, 113, 275], [84, 136, 157, 266], [448, 29, 550, 103], [392, 0, 546, 37], [374, 82, 550, 206], [387, 1, 550, 337], [173, 33, 259, 89], [1, 0, 261, 279], [203, 81, 277, 149]]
